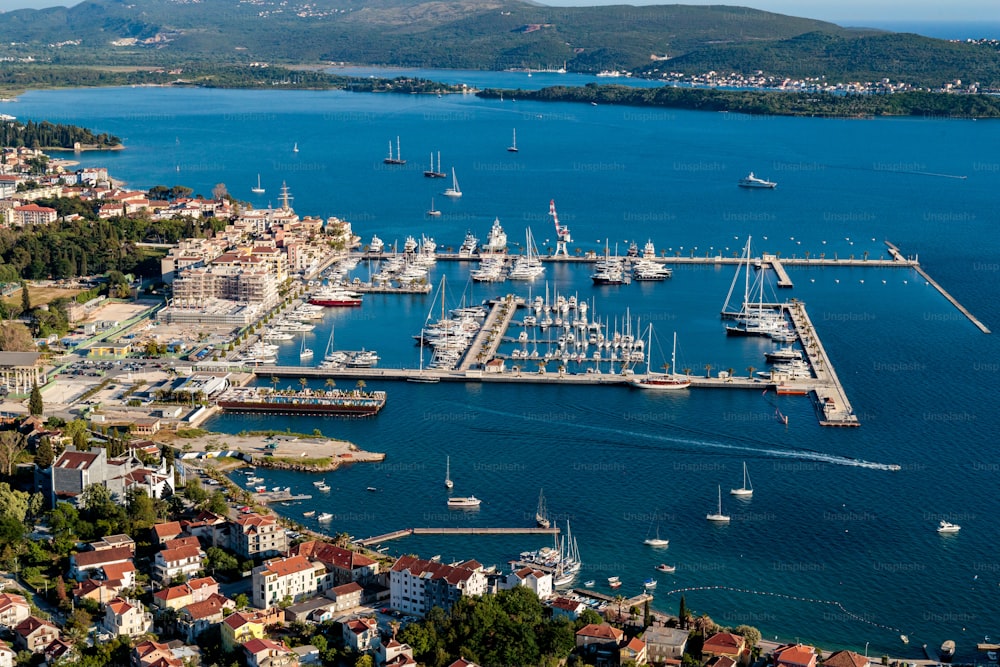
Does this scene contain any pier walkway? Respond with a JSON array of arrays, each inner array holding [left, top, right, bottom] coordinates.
[[885, 241, 990, 334], [763, 254, 794, 288], [355, 526, 559, 547], [785, 301, 859, 427], [458, 295, 522, 371]]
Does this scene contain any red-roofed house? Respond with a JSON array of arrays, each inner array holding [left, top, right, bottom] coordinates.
[[549, 596, 586, 620], [291, 541, 380, 588], [13, 616, 59, 654], [221, 608, 284, 652], [342, 617, 379, 653], [823, 650, 870, 667], [72, 577, 121, 605], [576, 623, 625, 665], [233, 513, 287, 559], [69, 545, 134, 581], [153, 584, 193, 611], [178, 593, 232, 643], [447, 659, 482, 667], [642, 626, 689, 663], [703, 632, 748, 665], [252, 555, 325, 608], [152, 522, 184, 546], [242, 637, 298, 667], [153, 544, 205, 584], [706, 656, 738, 667], [132, 639, 183, 667], [774, 644, 817, 667], [163, 536, 201, 550], [389, 555, 488, 618], [501, 566, 553, 599], [621, 636, 648, 665], [377, 638, 417, 667], [325, 581, 363, 613], [103, 597, 153, 638], [0, 592, 30, 628]]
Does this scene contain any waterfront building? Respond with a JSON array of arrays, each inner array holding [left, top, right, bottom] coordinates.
[[251, 555, 325, 608], [823, 650, 870, 667], [773, 644, 817, 667], [389, 556, 488, 618], [291, 541, 380, 588], [703, 632, 750, 666], [232, 513, 288, 560], [575, 623, 625, 664], [500, 566, 553, 599]]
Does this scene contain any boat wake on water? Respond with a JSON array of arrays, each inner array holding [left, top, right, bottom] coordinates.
[[466, 405, 901, 471]]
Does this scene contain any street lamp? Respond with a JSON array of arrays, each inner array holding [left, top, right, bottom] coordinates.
[[865, 642, 869, 659]]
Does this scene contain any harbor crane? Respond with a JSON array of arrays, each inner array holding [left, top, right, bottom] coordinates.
[[550, 199, 571, 257]]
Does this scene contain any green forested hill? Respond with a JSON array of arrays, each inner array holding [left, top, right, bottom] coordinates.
[[0, 0, 998, 87]]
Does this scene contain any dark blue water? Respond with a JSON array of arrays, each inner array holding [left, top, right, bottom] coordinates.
[[12, 81, 1000, 657]]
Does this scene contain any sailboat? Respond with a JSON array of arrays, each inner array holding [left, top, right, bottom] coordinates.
[[535, 488, 550, 528], [299, 333, 314, 360], [632, 327, 691, 389], [707, 485, 731, 522], [444, 456, 454, 489], [643, 514, 669, 547], [407, 326, 440, 383], [293, 142, 299, 153], [251, 174, 265, 194], [507, 128, 519, 152], [443, 168, 462, 198], [424, 151, 447, 178], [730, 462, 753, 497], [426, 198, 441, 217], [384, 136, 406, 165]]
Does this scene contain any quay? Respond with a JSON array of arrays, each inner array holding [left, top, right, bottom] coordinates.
[[255, 493, 313, 504], [355, 526, 560, 547], [885, 241, 991, 334], [570, 588, 654, 608], [343, 282, 432, 294], [762, 254, 794, 288], [458, 295, 521, 371]]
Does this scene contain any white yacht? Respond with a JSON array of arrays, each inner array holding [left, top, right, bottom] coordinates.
[[447, 495, 482, 508], [482, 217, 508, 253], [706, 485, 731, 523], [738, 172, 777, 188], [369, 235, 385, 253], [937, 520, 961, 533]]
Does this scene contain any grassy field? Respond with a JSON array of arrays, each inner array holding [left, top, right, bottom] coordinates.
[[2, 285, 83, 308]]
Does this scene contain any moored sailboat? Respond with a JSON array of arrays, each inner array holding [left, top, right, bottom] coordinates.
[[443, 168, 462, 198], [730, 461, 753, 497], [535, 488, 550, 528], [706, 485, 731, 522], [632, 327, 690, 389]]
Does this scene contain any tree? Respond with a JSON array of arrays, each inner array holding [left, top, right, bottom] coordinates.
[[734, 625, 762, 649], [678, 595, 689, 629], [34, 435, 54, 468], [0, 430, 29, 476], [354, 655, 374, 667], [0, 322, 35, 351], [184, 477, 208, 504], [29, 382, 43, 416], [234, 593, 249, 609], [205, 490, 229, 516], [20, 284, 31, 314], [212, 183, 228, 201], [0, 483, 29, 522]]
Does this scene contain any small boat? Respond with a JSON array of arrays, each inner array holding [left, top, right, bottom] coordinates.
[[899, 635, 908, 644], [313, 480, 326, 487], [707, 485, 731, 523], [644, 578, 657, 589], [427, 197, 441, 217], [251, 173, 265, 194], [448, 495, 481, 508], [317, 483, 331, 492], [608, 576, 622, 589], [987, 651, 997, 661], [584, 580, 595, 588], [937, 520, 961, 533], [293, 142, 299, 153], [941, 640, 956, 662], [656, 564, 676, 573], [507, 128, 518, 153], [445, 456, 454, 489], [317, 512, 334, 522], [730, 461, 753, 497], [443, 167, 462, 198], [738, 171, 777, 189], [299, 334, 314, 360], [366, 487, 378, 492], [643, 515, 669, 547], [302, 510, 315, 517]]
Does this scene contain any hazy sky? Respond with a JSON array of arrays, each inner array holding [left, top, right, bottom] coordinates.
[[0, 0, 996, 23]]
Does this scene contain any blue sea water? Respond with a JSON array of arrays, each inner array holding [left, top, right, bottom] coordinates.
[[11, 79, 1000, 658]]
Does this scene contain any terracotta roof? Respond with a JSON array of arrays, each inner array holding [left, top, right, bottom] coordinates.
[[153, 522, 183, 538], [625, 636, 646, 652], [292, 541, 375, 569], [158, 544, 203, 563], [182, 594, 229, 621], [390, 555, 479, 584], [703, 632, 746, 654], [14, 616, 57, 636], [0, 592, 28, 609], [261, 555, 317, 578], [154, 584, 191, 602], [188, 576, 218, 590], [235, 513, 276, 531], [223, 611, 260, 630], [72, 546, 133, 568], [448, 659, 482, 667], [706, 656, 737, 667], [345, 618, 378, 635], [242, 637, 288, 655], [331, 582, 363, 596], [102, 561, 135, 580], [824, 651, 869, 667], [107, 598, 134, 615], [550, 597, 584, 612], [164, 536, 201, 550], [775, 644, 816, 667], [576, 623, 624, 641]]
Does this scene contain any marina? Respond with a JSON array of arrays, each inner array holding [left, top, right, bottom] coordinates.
[[355, 526, 561, 547]]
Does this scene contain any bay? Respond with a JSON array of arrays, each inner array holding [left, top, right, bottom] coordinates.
[[11, 79, 1000, 658]]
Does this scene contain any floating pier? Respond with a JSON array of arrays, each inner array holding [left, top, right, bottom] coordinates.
[[355, 526, 560, 547]]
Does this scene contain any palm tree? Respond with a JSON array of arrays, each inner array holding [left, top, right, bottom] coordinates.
[[298, 377, 308, 391], [613, 594, 627, 625], [270, 376, 280, 391], [693, 613, 716, 637], [746, 366, 756, 379], [324, 378, 337, 392], [355, 379, 367, 393]]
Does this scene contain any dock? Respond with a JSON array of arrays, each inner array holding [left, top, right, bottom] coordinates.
[[458, 295, 521, 371], [255, 492, 314, 504], [571, 588, 654, 608], [762, 254, 794, 288], [355, 526, 560, 547], [784, 301, 859, 427], [885, 241, 991, 334]]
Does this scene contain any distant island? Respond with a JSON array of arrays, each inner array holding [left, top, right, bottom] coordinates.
[[0, 0, 999, 90], [0, 118, 123, 150]]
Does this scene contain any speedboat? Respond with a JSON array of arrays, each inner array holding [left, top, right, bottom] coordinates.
[[937, 520, 961, 533], [987, 651, 997, 661], [644, 578, 657, 589], [584, 580, 595, 588], [317, 512, 334, 522], [608, 576, 622, 589], [302, 511, 315, 517], [656, 564, 676, 573]]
